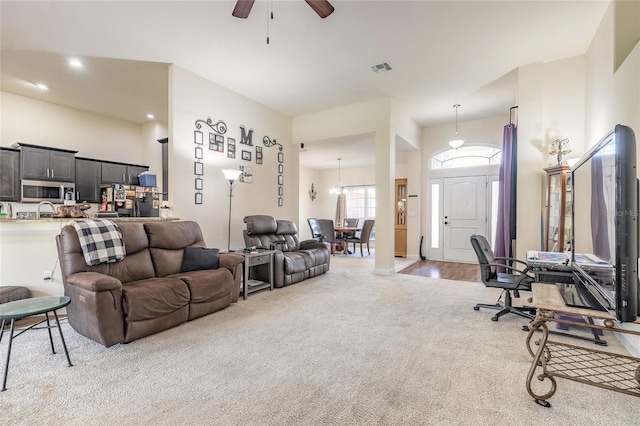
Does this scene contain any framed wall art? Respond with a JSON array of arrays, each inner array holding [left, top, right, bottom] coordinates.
[[215, 134, 224, 152], [195, 178, 203, 190], [194, 130, 203, 145], [278, 175, 283, 185], [242, 150, 252, 161], [194, 162, 204, 175], [209, 133, 216, 151], [239, 166, 253, 183], [195, 147, 203, 159], [195, 192, 203, 204], [227, 138, 236, 159]]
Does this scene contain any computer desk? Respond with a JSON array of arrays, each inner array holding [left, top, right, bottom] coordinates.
[[526, 251, 610, 344], [525, 282, 640, 407]]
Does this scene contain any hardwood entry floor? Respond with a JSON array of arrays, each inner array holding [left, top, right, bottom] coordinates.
[[398, 259, 481, 283]]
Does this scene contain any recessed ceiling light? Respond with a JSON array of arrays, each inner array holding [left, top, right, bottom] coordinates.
[[68, 58, 84, 69], [35, 82, 49, 90], [146, 113, 155, 119]]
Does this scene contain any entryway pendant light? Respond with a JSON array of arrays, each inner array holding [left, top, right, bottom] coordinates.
[[329, 158, 346, 194], [449, 104, 464, 149]]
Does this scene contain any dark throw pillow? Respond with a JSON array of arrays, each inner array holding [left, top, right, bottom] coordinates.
[[181, 246, 220, 272]]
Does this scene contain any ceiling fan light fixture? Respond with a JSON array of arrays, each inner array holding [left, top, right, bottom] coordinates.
[[448, 104, 464, 149]]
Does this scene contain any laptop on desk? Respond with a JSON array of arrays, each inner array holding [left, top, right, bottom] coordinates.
[[527, 250, 571, 267]]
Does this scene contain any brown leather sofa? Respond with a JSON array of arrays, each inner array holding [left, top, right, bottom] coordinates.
[[56, 220, 244, 347], [243, 215, 331, 288]]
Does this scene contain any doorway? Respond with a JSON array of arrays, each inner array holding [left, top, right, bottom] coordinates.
[[428, 174, 499, 262]]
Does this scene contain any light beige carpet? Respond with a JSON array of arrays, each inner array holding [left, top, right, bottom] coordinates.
[[1, 251, 638, 425]]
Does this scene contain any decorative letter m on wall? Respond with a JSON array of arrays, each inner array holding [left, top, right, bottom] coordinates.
[[240, 126, 254, 146]]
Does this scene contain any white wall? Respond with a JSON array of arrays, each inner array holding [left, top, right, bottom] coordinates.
[[169, 65, 293, 250], [583, 1, 640, 354], [0, 92, 164, 167], [421, 114, 505, 252], [298, 166, 323, 241], [293, 98, 397, 274]]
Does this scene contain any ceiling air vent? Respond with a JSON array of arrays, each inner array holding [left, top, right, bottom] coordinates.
[[370, 61, 393, 74]]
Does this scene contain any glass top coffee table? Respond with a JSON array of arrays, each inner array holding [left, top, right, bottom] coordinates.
[[0, 296, 73, 391]]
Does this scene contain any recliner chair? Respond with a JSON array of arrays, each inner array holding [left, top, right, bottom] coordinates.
[[470, 234, 536, 322], [243, 215, 331, 288]]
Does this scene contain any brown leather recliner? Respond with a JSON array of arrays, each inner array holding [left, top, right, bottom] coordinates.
[[56, 220, 244, 347], [243, 215, 331, 288]]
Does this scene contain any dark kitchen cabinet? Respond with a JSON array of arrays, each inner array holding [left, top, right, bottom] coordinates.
[[20, 145, 76, 182], [101, 162, 148, 185], [0, 148, 20, 201], [75, 158, 102, 203], [126, 165, 148, 185]]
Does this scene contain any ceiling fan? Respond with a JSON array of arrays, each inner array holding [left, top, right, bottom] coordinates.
[[232, 0, 335, 19]]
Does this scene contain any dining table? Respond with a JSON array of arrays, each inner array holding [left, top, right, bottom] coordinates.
[[334, 226, 361, 254]]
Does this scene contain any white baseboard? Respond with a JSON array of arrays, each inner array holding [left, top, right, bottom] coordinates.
[[374, 267, 395, 276], [615, 327, 640, 358]]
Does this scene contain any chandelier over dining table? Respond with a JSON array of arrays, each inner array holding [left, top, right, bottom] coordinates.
[[329, 158, 346, 194]]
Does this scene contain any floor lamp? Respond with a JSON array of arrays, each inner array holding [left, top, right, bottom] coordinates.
[[221, 169, 242, 251]]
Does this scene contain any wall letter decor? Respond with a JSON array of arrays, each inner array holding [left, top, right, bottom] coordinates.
[[240, 126, 254, 146]]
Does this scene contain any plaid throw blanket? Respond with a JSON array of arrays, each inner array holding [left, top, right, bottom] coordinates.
[[71, 219, 126, 266]]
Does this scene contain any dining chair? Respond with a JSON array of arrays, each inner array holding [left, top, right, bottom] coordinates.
[[317, 219, 346, 255], [342, 218, 359, 238], [344, 218, 359, 227], [346, 219, 375, 256], [307, 218, 323, 241]]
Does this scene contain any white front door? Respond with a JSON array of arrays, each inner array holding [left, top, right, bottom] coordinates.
[[443, 176, 487, 262]]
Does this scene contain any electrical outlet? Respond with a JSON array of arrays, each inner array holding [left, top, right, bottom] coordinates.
[[43, 271, 52, 281]]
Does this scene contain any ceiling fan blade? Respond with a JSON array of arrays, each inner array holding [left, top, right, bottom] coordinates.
[[304, 0, 335, 18], [232, 0, 255, 19]]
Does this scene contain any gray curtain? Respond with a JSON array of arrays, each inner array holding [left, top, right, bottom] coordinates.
[[495, 124, 517, 270], [335, 193, 346, 227]]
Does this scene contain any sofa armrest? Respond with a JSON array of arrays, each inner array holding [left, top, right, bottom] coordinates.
[[63, 272, 125, 347], [219, 253, 244, 271], [299, 240, 330, 251], [65, 272, 122, 292], [219, 253, 244, 303]]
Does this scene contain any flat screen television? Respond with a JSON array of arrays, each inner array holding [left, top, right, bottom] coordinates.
[[570, 124, 638, 322]]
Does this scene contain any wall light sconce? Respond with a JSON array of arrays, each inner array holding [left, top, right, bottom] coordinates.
[[308, 183, 318, 201]]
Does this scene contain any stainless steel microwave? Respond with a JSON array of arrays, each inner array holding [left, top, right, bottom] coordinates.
[[21, 180, 76, 203]]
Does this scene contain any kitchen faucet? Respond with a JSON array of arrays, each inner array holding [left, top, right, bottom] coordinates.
[[37, 201, 57, 219]]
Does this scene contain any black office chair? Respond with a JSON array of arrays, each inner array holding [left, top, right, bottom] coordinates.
[[470, 234, 536, 322]]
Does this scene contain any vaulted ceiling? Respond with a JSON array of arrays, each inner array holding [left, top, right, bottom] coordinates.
[[0, 1, 609, 168]]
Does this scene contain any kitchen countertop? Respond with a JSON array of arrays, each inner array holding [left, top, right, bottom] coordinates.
[[0, 217, 179, 223]]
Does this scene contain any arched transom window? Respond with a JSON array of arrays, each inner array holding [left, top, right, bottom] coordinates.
[[431, 145, 502, 169]]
